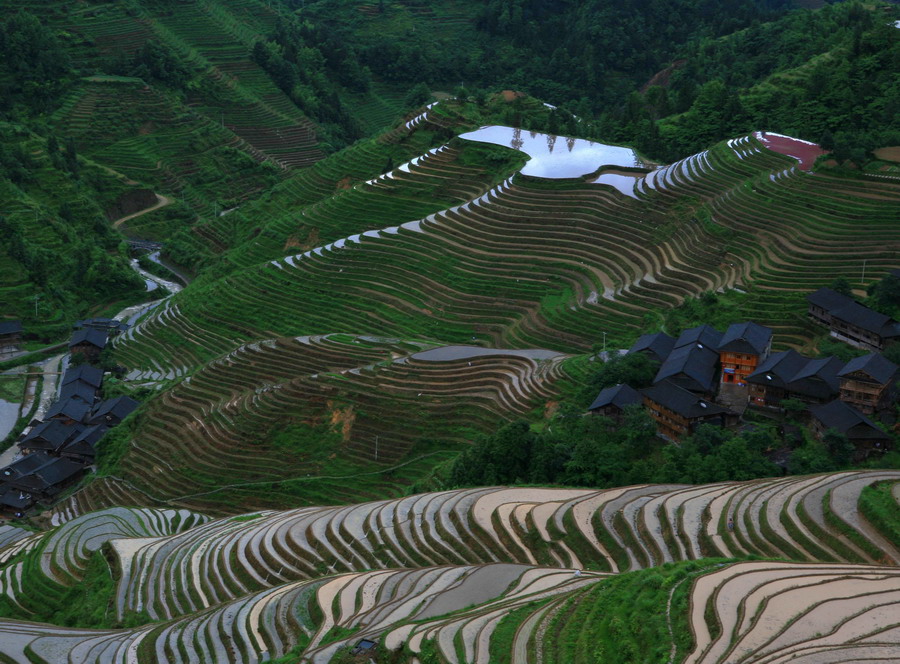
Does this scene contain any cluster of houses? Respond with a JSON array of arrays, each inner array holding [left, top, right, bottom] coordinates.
[[0, 320, 138, 519], [590, 288, 899, 460]]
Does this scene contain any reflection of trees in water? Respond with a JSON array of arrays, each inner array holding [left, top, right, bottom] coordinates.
[[511, 127, 523, 152], [566, 136, 576, 152], [546, 134, 557, 153]]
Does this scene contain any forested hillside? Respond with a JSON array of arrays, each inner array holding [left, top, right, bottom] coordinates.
[[1, 0, 898, 336]]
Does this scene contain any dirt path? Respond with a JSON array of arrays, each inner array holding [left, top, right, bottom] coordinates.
[[112, 194, 173, 229]]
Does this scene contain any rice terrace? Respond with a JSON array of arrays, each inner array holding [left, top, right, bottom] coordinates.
[[0, 0, 899, 662]]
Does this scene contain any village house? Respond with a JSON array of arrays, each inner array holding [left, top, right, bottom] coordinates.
[[59, 425, 108, 464], [0, 320, 22, 356], [88, 396, 139, 427], [642, 381, 738, 442], [654, 343, 720, 395], [5, 456, 85, 502], [45, 398, 90, 425], [58, 380, 99, 406], [809, 399, 891, 459], [627, 332, 675, 364], [717, 321, 772, 386], [747, 351, 843, 409], [68, 328, 109, 363], [588, 384, 643, 423], [838, 353, 899, 414], [73, 318, 129, 335], [61, 365, 103, 390], [807, 287, 900, 351], [18, 420, 85, 455]]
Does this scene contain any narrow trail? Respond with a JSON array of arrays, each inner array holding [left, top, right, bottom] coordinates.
[[112, 193, 173, 229]]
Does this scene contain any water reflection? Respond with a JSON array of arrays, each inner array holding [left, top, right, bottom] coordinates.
[[459, 125, 647, 178]]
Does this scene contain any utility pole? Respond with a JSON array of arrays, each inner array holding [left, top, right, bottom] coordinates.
[[34, 294, 40, 319], [602, 331, 607, 356], [374, 435, 378, 461], [861, 259, 867, 286]]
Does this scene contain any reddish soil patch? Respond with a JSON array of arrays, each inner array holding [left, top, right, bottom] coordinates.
[[499, 90, 526, 102], [873, 146, 900, 162], [755, 132, 826, 171], [336, 176, 352, 190], [641, 59, 687, 92]]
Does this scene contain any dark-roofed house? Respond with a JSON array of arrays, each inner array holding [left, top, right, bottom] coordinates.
[[0, 320, 22, 355], [18, 420, 84, 455], [807, 287, 900, 351], [61, 365, 103, 389], [628, 332, 676, 364], [88, 396, 139, 427], [785, 356, 843, 404], [59, 425, 108, 463], [59, 380, 98, 405], [68, 328, 109, 363], [0, 485, 35, 519], [674, 324, 722, 350], [588, 384, 643, 422], [747, 350, 809, 408], [1, 452, 53, 481], [642, 381, 738, 441], [809, 400, 891, 459], [717, 322, 772, 385], [747, 351, 841, 408], [6, 456, 85, 500], [838, 353, 899, 414], [46, 398, 90, 425], [654, 343, 719, 395]]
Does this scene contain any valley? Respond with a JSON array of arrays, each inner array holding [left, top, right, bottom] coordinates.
[[0, 0, 899, 662]]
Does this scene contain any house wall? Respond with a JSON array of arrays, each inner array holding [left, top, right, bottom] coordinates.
[[720, 351, 761, 385], [840, 375, 893, 414]]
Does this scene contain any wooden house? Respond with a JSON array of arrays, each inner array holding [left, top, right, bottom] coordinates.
[[717, 321, 772, 386], [0, 320, 22, 355], [68, 328, 109, 363], [807, 288, 900, 351], [654, 343, 719, 395], [588, 384, 643, 423], [59, 425, 107, 464], [747, 350, 808, 408], [810, 399, 891, 459], [747, 351, 841, 408], [627, 332, 675, 364], [88, 396, 139, 427], [642, 381, 738, 442], [61, 365, 103, 390], [838, 353, 899, 414], [18, 420, 84, 455], [45, 398, 90, 425]]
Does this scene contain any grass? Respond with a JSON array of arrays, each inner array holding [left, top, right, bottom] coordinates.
[[859, 481, 900, 549], [0, 374, 25, 402], [542, 560, 727, 664]]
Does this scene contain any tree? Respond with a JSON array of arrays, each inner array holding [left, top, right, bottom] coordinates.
[[829, 276, 852, 296], [404, 82, 432, 109]]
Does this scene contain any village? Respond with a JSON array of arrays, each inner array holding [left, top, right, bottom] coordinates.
[[0, 319, 137, 519], [590, 286, 900, 460]]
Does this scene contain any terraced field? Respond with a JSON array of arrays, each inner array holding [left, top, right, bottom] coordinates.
[[0, 472, 896, 662], [112, 126, 900, 381], [57, 336, 568, 515]]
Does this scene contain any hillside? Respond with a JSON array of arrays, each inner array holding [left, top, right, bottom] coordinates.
[[1, 1, 899, 662], [0, 472, 897, 661]]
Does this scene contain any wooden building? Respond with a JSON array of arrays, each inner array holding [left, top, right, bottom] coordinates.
[[838, 353, 899, 414], [588, 384, 643, 423], [809, 399, 891, 459], [807, 288, 900, 351], [747, 351, 841, 409], [0, 320, 22, 355], [642, 381, 738, 442], [68, 328, 109, 363], [88, 396, 139, 427], [717, 321, 772, 386], [654, 343, 719, 395], [627, 332, 675, 364]]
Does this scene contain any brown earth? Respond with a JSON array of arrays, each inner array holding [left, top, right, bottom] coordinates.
[[641, 59, 687, 92], [873, 146, 900, 162]]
